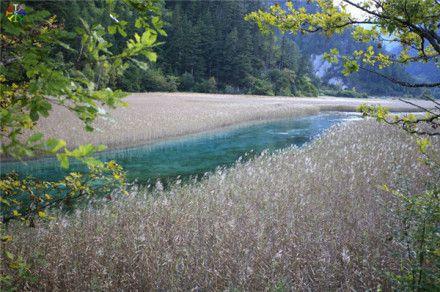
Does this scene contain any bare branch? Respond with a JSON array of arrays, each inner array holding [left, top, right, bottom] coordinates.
[[398, 98, 437, 115]]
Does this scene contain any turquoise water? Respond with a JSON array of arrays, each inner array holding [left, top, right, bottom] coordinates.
[[1, 112, 360, 185]]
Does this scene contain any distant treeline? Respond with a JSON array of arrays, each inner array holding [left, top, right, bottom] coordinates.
[[120, 0, 319, 96], [33, 0, 435, 98]]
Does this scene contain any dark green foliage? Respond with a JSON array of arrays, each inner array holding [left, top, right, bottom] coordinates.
[[142, 68, 179, 92], [224, 85, 239, 94], [179, 72, 195, 91], [156, 0, 319, 97], [268, 69, 295, 96], [118, 64, 143, 92], [118, 65, 179, 92], [246, 76, 274, 96], [296, 76, 319, 97], [17, 0, 323, 97], [194, 77, 217, 93], [26, 0, 434, 98]]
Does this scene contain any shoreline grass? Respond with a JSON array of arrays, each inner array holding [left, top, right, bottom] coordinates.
[[12, 93, 433, 156], [5, 119, 439, 290]]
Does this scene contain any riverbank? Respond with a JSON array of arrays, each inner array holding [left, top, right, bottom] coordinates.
[[25, 92, 432, 151], [7, 119, 439, 290], [2, 113, 360, 181]]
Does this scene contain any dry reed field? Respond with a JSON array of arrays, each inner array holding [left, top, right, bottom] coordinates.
[[28, 92, 429, 151], [7, 119, 439, 290]]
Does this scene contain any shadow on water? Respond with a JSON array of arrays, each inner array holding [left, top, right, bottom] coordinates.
[[1, 112, 361, 187]]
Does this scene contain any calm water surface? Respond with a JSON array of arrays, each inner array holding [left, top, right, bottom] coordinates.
[[1, 112, 361, 184]]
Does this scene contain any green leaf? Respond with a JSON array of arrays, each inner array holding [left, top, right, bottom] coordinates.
[[144, 51, 157, 62], [57, 41, 76, 52], [118, 26, 127, 37], [108, 25, 117, 35], [83, 156, 104, 167], [46, 138, 66, 153], [96, 144, 107, 151], [29, 133, 43, 143], [134, 33, 140, 42], [135, 18, 142, 28], [57, 153, 69, 169], [30, 110, 39, 122]]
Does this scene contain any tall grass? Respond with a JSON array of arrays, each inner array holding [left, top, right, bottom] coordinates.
[[5, 119, 438, 290], [24, 92, 429, 152]]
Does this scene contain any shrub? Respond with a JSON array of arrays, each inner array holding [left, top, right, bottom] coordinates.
[[268, 69, 295, 96], [295, 75, 318, 97], [194, 77, 217, 93], [141, 69, 179, 92], [179, 72, 195, 91], [223, 85, 238, 94], [165, 75, 180, 92], [247, 76, 274, 96], [119, 64, 142, 92]]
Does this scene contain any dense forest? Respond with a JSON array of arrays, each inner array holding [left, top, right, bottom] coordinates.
[[23, 0, 437, 97], [126, 0, 320, 96]]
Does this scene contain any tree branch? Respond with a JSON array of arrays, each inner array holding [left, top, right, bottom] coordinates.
[[398, 98, 437, 115], [359, 66, 440, 88], [342, 0, 440, 54], [300, 20, 379, 33]]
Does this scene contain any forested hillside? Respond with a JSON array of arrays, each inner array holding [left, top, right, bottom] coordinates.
[[147, 0, 433, 98], [123, 0, 319, 96], [30, 0, 433, 97]]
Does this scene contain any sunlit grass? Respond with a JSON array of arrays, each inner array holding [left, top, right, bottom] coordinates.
[[7, 119, 439, 290]]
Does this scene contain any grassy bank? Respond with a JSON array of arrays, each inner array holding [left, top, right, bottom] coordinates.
[[21, 93, 432, 153], [6, 119, 439, 290]]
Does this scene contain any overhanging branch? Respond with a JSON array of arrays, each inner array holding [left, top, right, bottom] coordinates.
[[359, 66, 440, 88]]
